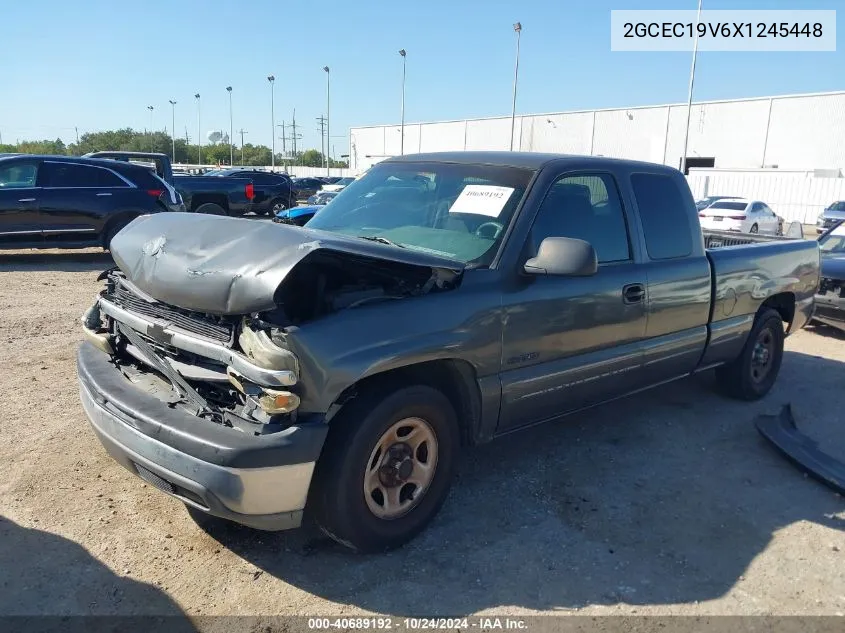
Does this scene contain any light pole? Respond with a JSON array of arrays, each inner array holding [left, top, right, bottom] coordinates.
[[226, 86, 233, 166], [168, 100, 177, 161], [194, 94, 201, 165], [680, 0, 703, 174], [276, 123, 286, 171], [510, 22, 522, 151], [399, 49, 406, 155], [147, 105, 154, 152], [323, 66, 330, 176], [268, 75, 276, 169], [238, 129, 247, 165]]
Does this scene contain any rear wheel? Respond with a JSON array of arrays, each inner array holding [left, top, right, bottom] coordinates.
[[310, 384, 460, 553], [194, 202, 227, 216], [103, 218, 132, 251], [715, 308, 784, 400], [750, 223, 759, 234], [270, 198, 288, 214]]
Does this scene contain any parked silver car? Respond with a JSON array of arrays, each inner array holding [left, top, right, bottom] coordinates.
[[817, 201, 845, 230]]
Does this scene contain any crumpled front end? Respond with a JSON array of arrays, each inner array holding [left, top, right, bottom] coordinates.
[[82, 268, 306, 432], [77, 266, 328, 530], [813, 275, 845, 331], [78, 213, 464, 529]]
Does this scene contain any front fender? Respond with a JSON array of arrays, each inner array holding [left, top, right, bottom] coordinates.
[[283, 277, 503, 414]]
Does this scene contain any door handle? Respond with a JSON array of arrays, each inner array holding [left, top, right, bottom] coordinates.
[[96, 192, 112, 197], [18, 198, 36, 203], [622, 283, 646, 304]]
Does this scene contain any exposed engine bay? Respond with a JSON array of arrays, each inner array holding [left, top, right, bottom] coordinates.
[[267, 250, 458, 325], [818, 277, 845, 298], [84, 246, 460, 436]]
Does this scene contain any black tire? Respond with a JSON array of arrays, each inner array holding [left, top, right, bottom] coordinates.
[[715, 308, 784, 400], [310, 384, 460, 553], [103, 219, 132, 251], [194, 202, 227, 216], [270, 198, 288, 214], [750, 223, 759, 234]]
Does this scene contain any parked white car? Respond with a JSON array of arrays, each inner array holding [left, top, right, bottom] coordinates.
[[698, 199, 780, 235], [321, 176, 356, 192]]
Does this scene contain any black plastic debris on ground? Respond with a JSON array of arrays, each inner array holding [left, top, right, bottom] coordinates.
[[756, 403, 845, 496]]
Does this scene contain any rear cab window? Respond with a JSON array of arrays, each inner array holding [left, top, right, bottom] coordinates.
[[630, 173, 694, 260]]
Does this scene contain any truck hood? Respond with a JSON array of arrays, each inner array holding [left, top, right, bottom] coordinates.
[[822, 209, 845, 221], [109, 212, 464, 316], [821, 253, 845, 281]]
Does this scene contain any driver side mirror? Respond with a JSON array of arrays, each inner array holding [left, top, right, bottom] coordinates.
[[524, 237, 598, 276]]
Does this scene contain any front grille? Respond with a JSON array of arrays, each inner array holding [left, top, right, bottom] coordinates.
[[106, 283, 234, 345]]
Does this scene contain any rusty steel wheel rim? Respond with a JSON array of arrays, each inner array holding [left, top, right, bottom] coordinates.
[[363, 417, 439, 520]]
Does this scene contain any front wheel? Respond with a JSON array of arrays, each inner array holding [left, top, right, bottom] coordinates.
[[715, 308, 784, 400], [310, 385, 460, 553]]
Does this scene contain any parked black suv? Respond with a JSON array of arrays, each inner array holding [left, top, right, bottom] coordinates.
[[0, 154, 184, 250]]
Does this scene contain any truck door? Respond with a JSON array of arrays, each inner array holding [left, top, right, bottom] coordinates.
[[498, 172, 647, 432], [628, 172, 711, 384]]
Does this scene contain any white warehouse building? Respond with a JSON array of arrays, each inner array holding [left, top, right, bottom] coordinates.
[[349, 90, 845, 223]]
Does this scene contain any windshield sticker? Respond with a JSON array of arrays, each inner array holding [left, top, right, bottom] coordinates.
[[448, 185, 515, 217]]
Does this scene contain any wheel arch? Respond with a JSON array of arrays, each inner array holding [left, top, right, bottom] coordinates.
[[101, 210, 144, 248], [760, 292, 796, 328], [328, 359, 484, 447], [190, 194, 229, 212]]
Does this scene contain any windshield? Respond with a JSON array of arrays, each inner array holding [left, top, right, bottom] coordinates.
[[828, 201, 845, 212], [708, 201, 747, 211], [819, 222, 845, 253], [304, 161, 534, 265]]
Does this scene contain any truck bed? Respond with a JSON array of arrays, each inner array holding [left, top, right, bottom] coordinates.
[[702, 231, 820, 367]]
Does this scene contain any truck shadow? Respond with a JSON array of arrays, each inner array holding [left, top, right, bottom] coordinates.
[[804, 322, 845, 341], [0, 250, 113, 273], [197, 349, 845, 615], [0, 516, 194, 627]]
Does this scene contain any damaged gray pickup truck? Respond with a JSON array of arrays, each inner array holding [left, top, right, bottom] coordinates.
[[78, 152, 820, 552]]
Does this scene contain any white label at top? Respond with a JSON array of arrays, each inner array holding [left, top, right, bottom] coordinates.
[[449, 185, 515, 218], [610, 10, 836, 52]]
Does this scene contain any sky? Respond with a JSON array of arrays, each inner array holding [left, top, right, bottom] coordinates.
[[1, 0, 842, 157]]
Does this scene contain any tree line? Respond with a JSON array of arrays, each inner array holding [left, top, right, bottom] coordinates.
[[0, 128, 348, 168]]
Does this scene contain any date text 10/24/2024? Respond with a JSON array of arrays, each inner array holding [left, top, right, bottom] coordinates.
[[307, 618, 528, 630], [610, 9, 836, 52]]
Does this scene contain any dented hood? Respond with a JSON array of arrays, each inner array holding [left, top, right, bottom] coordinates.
[[109, 212, 464, 315]]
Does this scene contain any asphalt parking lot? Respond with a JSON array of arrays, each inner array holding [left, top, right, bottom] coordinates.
[[1, 246, 844, 618]]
